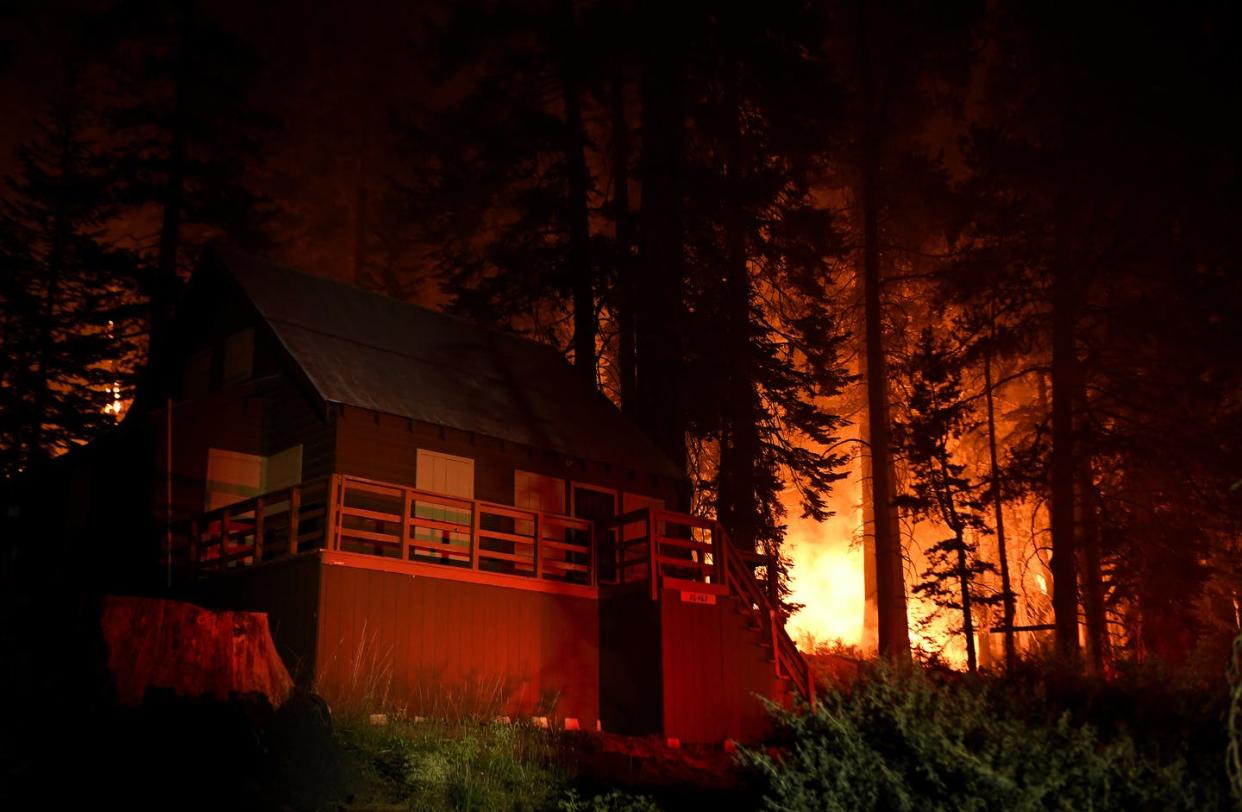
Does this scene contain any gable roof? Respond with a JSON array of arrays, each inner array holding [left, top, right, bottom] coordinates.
[[198, 247, 684, 481]]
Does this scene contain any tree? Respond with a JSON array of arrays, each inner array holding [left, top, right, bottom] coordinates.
[[396, 0, 608, 387], [0, 64, 141, 476], [828, 0, 981, 661], [102, 0, 271, 375], [894, 328, 998, 672]]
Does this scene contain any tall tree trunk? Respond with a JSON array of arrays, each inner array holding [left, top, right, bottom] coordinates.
[[150, 3, 191, 377], [955, 529, 978, 672], [858, 0, 910, 662], [983, 318, 1017, 671], [611, 64, 637, 414], [557, 0, 595, 386], [635, 0, 687, 471], [1050, 258, 1081, 662], [716, 32, 759, 555], [1076, 393, 1108, 672]]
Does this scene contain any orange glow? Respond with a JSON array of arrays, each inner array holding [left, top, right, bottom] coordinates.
[[783, 452, 867, 650]]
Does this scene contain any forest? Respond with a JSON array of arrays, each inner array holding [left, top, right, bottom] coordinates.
[[1, 0, 1240, 808]]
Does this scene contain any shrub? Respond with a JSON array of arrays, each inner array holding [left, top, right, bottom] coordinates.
[[739, 664, 1227, 811]]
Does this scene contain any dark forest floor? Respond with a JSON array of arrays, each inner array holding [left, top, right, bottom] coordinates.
[[0, 690, 765, 811]]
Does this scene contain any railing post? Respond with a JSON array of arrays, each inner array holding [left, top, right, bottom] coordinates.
[[534, 511, 543, 580], [323, 475, 340, 552], [189, 516, 199, 579], [588, 520, 597, 587], [288, 486, 302, 556], [648, 508, 658, 601], [617, 518, 625, 585], [221, 507, 231, 566], [253, 496, 265, 564], [470, 499, 481, 571], [400, 487, 412, 561]]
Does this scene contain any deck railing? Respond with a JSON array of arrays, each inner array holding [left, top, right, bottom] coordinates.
[[171, 473, 814, 709], [170, 477, 333, 574], [599, 507, 816, 711], [331, 475, 594, 584], [171, 474, 594, 586]]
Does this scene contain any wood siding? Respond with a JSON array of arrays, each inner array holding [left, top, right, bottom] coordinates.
[[659, 587, 783, 743], [315, 558, 600, 724], [334, 405, 682, 511]]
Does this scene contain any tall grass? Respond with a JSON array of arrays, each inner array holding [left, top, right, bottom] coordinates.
[[315, 624, 564, 722]]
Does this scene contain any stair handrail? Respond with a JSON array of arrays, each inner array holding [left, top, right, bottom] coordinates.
[[716, 523, 816, 712]]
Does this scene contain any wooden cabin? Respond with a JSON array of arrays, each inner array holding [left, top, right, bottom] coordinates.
[[41, 248, 813, 742]]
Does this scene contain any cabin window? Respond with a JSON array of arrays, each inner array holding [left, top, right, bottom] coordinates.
[[204, 444, 303, 511], [205, 449, 264, 511], [514, 470, 566, 537], [515, 471, 566, 515], [412, 449, 474, 566], [181, 348, 212, 400], [265, 445, 303, 492], [221, 328, 255, 385]]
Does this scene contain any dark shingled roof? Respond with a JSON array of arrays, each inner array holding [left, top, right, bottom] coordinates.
[[206, 248, 684, 481]]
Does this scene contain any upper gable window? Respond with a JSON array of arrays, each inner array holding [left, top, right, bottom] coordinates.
[[221, 328, 255, 385]]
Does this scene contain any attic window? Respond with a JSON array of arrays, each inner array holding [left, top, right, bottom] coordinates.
[[221, 329, 255, 385]]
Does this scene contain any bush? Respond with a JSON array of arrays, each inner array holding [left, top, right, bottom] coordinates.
[[739, 664, 1228, 811]]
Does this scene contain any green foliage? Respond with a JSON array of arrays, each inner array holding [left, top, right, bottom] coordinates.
[[740, 664, 1227, 811], [334, 715, 661, 812], [336, 716, 567, 811], [557, 788, 661, 812]]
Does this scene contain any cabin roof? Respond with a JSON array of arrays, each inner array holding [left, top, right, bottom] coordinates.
[[200, 248, 684, 481]]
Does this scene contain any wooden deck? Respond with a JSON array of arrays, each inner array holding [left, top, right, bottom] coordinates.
[[170, 472, 816, 712]]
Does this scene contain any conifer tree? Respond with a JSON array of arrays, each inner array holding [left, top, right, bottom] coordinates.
[[0, 67, 141, 476], [101, 0, 271, 373], [893, 328, 999, 672]]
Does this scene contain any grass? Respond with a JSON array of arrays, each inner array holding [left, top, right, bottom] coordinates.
[[331, 713, 660, 811]]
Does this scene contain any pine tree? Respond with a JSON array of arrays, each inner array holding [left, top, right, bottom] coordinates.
[[0, 67, 142, 477], [101, 0, 271, 374], [395, 0, 607, 379], [893, 328, 999, 672]]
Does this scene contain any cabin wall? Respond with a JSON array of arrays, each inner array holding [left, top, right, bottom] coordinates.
[[161, 375, 333, 524], [315, 560, 600, 724], [659, 588, 781, 743], [333, 405, 681, 509]]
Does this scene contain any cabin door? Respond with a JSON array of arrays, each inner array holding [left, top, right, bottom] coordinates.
[[572, 483, 617, 526], [571, 484, 617, 579]]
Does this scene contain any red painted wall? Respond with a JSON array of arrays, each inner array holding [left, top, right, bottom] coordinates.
[[315, 560, 600, 725], [659, 587, 785, 743]]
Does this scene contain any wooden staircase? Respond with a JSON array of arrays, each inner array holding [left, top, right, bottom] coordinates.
[[601, 508, 816, 713]]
